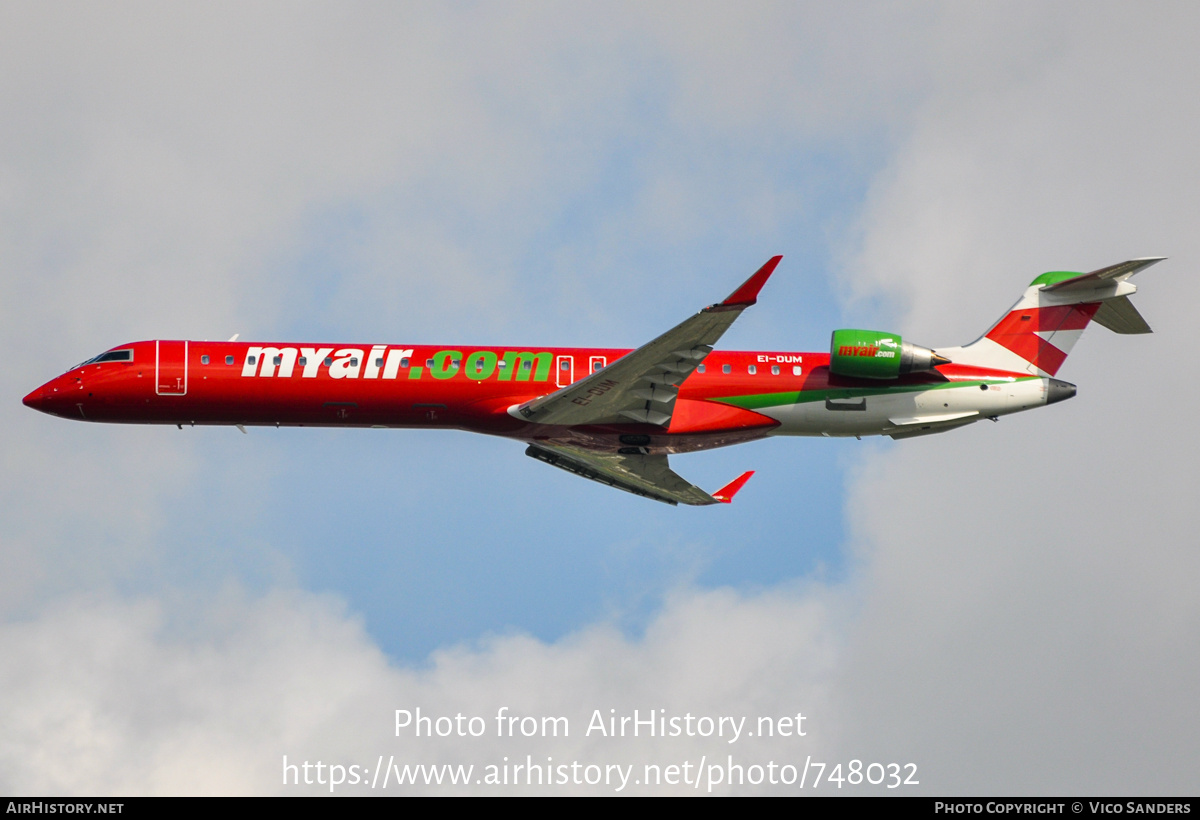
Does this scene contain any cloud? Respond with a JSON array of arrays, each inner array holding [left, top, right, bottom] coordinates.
[[0, 584, 841, 795]]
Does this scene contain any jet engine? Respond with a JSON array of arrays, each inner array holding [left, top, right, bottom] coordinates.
[[829, 329, 950, 379]]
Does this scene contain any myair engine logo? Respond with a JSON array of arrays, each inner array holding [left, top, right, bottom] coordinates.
[[829, 329, 904, 379], [837, 336, 898, 360], [828, 330, 948, 380]]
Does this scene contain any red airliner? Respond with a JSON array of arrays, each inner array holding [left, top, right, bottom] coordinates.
[[23, 256, 1160, 505]]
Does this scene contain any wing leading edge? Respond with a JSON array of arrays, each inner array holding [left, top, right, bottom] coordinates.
[[516, 257, 780, 505]]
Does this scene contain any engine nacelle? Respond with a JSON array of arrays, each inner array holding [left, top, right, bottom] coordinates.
[[829, 329, 950, 379]]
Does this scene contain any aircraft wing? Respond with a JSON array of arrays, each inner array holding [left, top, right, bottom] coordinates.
[[525, 443, 753, 506], [512, 256, 781, 427]]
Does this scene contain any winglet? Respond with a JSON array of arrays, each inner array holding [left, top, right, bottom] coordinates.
[[711, 470, 754, 503], [720, 256, 782, 307]]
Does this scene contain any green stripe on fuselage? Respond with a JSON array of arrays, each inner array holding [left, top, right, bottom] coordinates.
[[714, 378, 1039, 411]]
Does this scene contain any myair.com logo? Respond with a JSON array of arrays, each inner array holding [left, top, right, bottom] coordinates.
[[240, 346, 554, 382]]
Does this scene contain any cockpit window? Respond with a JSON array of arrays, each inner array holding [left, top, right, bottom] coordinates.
[[82, 349, 134, 365]]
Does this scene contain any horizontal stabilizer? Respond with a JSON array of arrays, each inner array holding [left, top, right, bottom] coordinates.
[[1042, 257, 1165, 292], [1092, 295, 1152, 334]]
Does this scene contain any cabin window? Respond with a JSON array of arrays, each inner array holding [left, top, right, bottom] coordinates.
[[426, 359, 434, 368], [401, 357, 410, 368], [497, 360, 506, 369], [298, 357, 307, 367], [273, 355, 282, 366], [325, 357, 334, 367], [226, 355, 234, 365], [248, 355, 257, 365], [772, 365, 780, 375], [522, 361, 532, 371], [592, 361, 603, 372], [560, 360, 569, 371], [697, 364, 705, 374], [201, 355, 210, 365], [793, 365, 802, 376], [748, 364, 756, 375], [722, 364, 731, 374], [350, 358, 359, 367], [375, 358, 384, 368], [475, 359, 484, 372]]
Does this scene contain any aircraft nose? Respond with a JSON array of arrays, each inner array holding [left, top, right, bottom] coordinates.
[[22, 386, 46, 411]]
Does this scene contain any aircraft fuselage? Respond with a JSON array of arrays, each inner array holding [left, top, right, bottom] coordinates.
[[23, 339, 1061, 454]]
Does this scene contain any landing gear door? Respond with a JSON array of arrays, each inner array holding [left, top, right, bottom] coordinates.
[[156, 340, 188, 396]]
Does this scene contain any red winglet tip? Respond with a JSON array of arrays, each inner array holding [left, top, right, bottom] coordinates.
[[721, 256, 782, 307], [712, 470, 755, 503]]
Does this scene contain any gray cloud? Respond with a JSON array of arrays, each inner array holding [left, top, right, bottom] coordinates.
[[0, 586, 841, 795]]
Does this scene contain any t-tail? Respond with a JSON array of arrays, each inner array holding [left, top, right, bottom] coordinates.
[[938, 257, 1164, 378]]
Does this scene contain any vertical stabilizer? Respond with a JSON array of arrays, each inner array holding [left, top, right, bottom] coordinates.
[[938, 258, 1163, 376]]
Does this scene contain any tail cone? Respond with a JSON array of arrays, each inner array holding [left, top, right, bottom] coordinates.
[[1045, 379, 1077, 405]]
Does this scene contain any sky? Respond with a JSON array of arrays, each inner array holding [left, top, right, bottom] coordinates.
[[2, 1, 1198, 795]]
